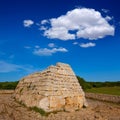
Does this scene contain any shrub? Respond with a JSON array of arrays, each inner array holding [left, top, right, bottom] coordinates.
[[77, 76, 92, 90], [30, 106, 48, 116]]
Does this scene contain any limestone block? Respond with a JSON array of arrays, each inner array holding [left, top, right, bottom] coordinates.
[[14, 62, 87, 112], [49, 96, 65, 111], [39, 97, 50, 112]]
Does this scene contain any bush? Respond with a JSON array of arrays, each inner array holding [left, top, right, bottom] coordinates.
[[0, 81, 18, 90], [77, 76, 92, 90], [88, 81, 120, 88]]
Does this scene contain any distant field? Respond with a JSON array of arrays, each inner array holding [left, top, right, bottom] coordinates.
[[85, 86, 120, 96]]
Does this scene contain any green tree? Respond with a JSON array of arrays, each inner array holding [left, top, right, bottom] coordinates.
[[77, 76, 92, 90]]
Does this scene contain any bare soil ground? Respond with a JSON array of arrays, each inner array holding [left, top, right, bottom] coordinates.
[[0, 92, 120, 120]]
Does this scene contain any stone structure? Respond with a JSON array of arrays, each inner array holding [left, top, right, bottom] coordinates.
[[14, 62, 87, 112], [86, 93, 120, 104]]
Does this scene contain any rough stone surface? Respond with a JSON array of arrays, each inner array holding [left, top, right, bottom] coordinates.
[[14, 62, 87, 112]]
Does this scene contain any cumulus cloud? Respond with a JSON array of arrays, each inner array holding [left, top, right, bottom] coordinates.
[[48, 43, 55, 48], [33, 47, 68, 56], [23, 20, 34, 27], [40, 8, 114, 40], [80, 42, 96, 48]]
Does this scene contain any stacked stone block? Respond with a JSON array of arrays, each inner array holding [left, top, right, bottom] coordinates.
[[14, 62, 87, 112]]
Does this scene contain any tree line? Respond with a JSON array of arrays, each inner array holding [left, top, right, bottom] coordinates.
[[0, 81, 19, 90], [77, 76, 120, 90], [0, 76, 120, 90]]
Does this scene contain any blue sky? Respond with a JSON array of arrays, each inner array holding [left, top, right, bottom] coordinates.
[[0, 0, 120, 82]]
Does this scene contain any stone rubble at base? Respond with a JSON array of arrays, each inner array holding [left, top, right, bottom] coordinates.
[[14, 62, 88, 112]]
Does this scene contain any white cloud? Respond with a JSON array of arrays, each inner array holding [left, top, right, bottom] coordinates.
[[0, 61, 22, 73], [0, 61, 37, 73], [36, 23, 40, 26], [23, 20, 34, 27], [33, 47, 68, 56], [24, 46, 31, 49], [73, 42, 78, 45], [48, 43, 55, 48], [41, 20, 49, 25], [41, 8, 114, 40], [35, 45, 40, 48], [101, 9, 109, 13], [105, 16, 112, 21], [80, 42, 96, 48], [40, 26, 48, 30]]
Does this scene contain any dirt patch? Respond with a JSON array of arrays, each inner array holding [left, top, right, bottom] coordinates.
[[0, 91, 120, 120]]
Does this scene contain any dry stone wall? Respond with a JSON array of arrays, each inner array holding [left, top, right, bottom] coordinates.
[[86, 93, 120, 104], [14, 62, 87, 112], [0, 90, 14, 94]]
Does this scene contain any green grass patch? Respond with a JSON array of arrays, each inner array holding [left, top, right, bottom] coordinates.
[[30, 107, 64, 116], [85, 86, 120, 96], [30, 106, 49, 116]]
